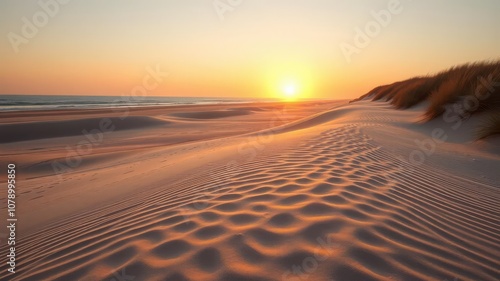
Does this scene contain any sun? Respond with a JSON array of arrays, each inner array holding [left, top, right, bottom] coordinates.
[[262, 62, 316, 101], [283, 83, 298, 98], [280, 81, 300, 100]]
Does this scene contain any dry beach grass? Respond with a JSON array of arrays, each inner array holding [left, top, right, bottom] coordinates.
[[353, 61, 500, 139]]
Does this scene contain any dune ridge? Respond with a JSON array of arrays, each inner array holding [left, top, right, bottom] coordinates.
[[352, 60, 500, 139]]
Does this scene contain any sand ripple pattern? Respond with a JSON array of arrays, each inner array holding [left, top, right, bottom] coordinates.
[[2, 124, 499, 281]]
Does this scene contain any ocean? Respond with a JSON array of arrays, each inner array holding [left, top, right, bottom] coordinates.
[[0, 95, 273, 112]]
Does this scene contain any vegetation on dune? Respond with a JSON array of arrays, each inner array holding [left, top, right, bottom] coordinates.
[[353, 60, 500, 139], [477, 113, 500, 140], [424, 62, 500, 120]]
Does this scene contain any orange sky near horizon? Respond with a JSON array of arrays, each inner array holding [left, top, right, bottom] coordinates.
[[1, 0, 499, 100]]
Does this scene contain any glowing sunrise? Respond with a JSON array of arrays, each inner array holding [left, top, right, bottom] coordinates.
[[1, 1, 499, 100], [0, 1, 499, 281]]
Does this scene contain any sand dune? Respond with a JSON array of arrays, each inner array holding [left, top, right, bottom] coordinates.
[[0, 100, 499, 281], [0, 116, 168, 143], [169, 109, 253, 119]]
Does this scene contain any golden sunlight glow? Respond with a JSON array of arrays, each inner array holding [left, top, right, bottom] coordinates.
[[282, 82, 298, 99], [263, 60, 317, 101]]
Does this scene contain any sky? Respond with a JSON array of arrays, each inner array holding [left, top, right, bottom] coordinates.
[[1, 0, 499, 100]]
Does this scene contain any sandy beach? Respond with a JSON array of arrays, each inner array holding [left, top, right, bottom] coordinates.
[[0, 99, 498, 281], [2, 0, 499, 280]]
